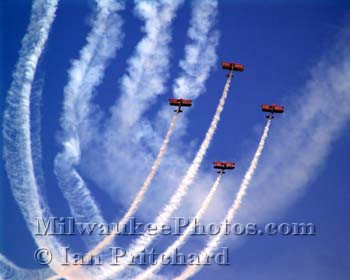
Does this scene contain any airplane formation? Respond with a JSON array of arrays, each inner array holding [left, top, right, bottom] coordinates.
[[169, 60, 285, 175]]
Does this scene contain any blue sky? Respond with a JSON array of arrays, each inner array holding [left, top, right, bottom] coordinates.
[[1, 0, 350, 279]]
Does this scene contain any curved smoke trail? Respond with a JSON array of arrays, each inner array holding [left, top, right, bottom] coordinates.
[[110, 0, 184, 129], [2, 0, 67, 273], [0, 254, 53, 280], [239, 27, 350, 227], [30, 78, 46, 188], [101, 71, 235, 279], [54, 0, 124, 247], [81, 0, 219, 226], [51, 1, 183, 278], [135, 174, 223, 280], [88, 113, 178, 255], [53, 113, 179, 280], [175, 119, 272, 280], [173, 0, 219, 100], [155, 0, 219, 146]]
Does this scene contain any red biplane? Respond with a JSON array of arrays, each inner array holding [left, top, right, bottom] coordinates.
[[169, 98, 192, 113], [213, 161, 236, 174], [261, 104, 285, 119], [221, 61, 244, 78]]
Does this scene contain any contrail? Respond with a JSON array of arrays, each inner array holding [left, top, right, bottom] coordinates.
[[101, 71, 235, 279], [2, 0, 66, 273], [175, 119, 272, 280], [54, 0, 124, 246], [173, 0, 219, 100], [135, 174, 223, 280], [53, 113, 179, 280]]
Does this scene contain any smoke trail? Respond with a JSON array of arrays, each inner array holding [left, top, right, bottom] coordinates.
[[110, 0, 184, 129], [80, 0, 219, 225], [54, 0, 124, 246], [30, 78, 46, 188], [2, 0, 67, 273], [173, 0, 219, 100], [175, 119, 272, 280], [153, 0, 219, 152], [52, 1, 182, 278], [101, 72, 234, 279], [54, 113, 179, 280], [0, 254, 53, 280], [89, 113, 178, 254], [135, 174, 223, 280]]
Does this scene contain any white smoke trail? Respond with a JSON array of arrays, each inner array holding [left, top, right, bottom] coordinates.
[[173, 0, 219, 100], [54, 0, 124, 246], [109, 0, 184, 129], [80, 0, 219, 225], [89, 113, 178, 254], [54, 113, 179, 280], [135, 174, 223, 280], [155, 0, 219, 151], [175, 119, 272, 280], [53, 1, 182, 278], [101, 72, 234, 279], [2, 0, 66, 273], [0, 254, 53, 280], [233, 27, 350, 240], [30, 78, 46, 188]]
